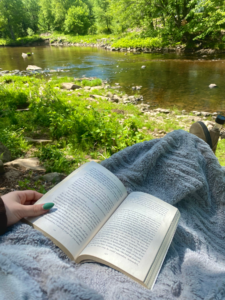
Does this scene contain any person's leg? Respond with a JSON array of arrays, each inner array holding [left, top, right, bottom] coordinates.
[[189, 121, 220, 153]]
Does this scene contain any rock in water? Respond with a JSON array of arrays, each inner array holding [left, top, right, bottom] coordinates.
[[26, 65, 42, 70], [22, 53, 27, 58], [209, 83, 217, 88], [141, 66, 146, 69]]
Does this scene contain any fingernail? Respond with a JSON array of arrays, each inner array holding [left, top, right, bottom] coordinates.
[[43, 203, 54, 210]]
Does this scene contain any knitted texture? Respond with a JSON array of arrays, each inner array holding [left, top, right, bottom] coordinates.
[[1, 130, 225, 299]]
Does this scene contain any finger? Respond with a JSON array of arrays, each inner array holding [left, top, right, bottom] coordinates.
[[18, 191, 43, 204], [22, 203, 49, 218]]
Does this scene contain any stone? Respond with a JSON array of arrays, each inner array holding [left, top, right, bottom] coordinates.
[[136, 86, 142, 90], [4, 157, 45, 171], [22, 53, 27, 58], [0, 160, 4, 174], [201, 111, 211, 117], [192, 111, 201, 116], [90, 86, 103, 91], [83, 86, 91, 90], [24, 137, 53, 145], [89, 95, 107, 100], [209, 83, 217, 88], [106, 92, 113, 98], [154, 108, 170, 114], [0, 142, 11, 162], [111, 95, 121, 103], [221, 132, 225, 140], [42, 172, 64, 183], [5, 169, 21, 180], [132, 86, 136, 90], [26, 65, 42, 71], [115, 83, 120, 86], [61, 83, 81, 90], [141, 66, 146, 69]]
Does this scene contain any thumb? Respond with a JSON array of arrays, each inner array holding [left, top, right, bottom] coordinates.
[[22, 203, 54, 218]]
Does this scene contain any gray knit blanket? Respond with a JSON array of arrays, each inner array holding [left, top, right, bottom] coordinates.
[[1, 129, 225, 300]]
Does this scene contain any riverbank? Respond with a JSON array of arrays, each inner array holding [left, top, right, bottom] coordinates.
[[0, 73, 225, 194], [1, 32, 225, 54]]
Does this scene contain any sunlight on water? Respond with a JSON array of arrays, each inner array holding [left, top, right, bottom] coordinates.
[[1, 45, 225, 112]]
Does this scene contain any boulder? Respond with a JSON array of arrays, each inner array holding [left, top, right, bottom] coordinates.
[[26, 65, 42, 71], [141, 66, 146, 69], [154, 108, 170, 114], [61, 83, 81, 90], [0, 160, 4, 174], [0, 142, 11, 162], [136, 86, 142, 90], [209, 84, 217, 88], [111, 95, 121, 103], [201, 111, 211, 117], [22, 53, 27, 58], [5, 169, 21, 180], [4, 157, 45, 171], [106, 92, 113, 98], [42, 172, 64, 183], [192, 111, 201, 116]]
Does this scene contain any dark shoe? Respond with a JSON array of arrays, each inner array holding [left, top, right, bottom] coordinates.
[[189, 121, 220, 153]]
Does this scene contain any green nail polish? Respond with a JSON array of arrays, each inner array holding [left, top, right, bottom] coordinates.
[[43, 203, 54, 210]]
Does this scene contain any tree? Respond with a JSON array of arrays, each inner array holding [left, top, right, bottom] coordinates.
[[64, 2, 91, 34], [0, 0, 25, 39], [92, 0, 112, 33], [38, 0, 54, 32]]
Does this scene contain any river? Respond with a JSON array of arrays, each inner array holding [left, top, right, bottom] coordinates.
[[1, 45, 225, 112]]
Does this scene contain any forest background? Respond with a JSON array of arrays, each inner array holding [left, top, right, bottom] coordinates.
[[1, 0, 225, 49]]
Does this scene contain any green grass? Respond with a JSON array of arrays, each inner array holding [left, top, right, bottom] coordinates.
[[216, 139, 225, 166], [1, 74, 224, 174], [0, 35, 46, 46]]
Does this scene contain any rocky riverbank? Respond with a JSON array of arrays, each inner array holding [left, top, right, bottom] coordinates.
[[0, 72, 225, 194], [1, 34, 224, 55]]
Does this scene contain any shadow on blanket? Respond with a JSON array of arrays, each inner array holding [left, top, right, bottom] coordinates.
[[1, 130, 225, 300]]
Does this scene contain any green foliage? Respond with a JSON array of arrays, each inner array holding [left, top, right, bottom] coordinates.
[[216, 139, 225, 166], [112, 35, 163, 48], [37, 144, 73, 173], [82, 78, 102, 86], [64, 3, 91, 34], [27, 28, 35, 36], [92, 0, 112, 33], [0, 128, 29, 158]]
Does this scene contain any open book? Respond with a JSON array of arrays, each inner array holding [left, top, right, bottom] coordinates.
[[27, 161, 180, 289]]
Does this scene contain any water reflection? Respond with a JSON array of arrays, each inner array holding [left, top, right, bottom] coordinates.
[[0, 45, 225, 112]]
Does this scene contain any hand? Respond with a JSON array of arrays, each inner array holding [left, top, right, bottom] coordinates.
[[1, 190, 50, 226]]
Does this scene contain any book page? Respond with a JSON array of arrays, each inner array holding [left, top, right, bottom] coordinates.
[[27, 162, 127, 259], [78, 192, 178, 282]]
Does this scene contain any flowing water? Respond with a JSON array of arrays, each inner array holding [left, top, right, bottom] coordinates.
[[1, 45, 225, 112]]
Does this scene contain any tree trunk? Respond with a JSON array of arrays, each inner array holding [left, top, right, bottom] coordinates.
[[8, 18, 15, 40]]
